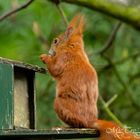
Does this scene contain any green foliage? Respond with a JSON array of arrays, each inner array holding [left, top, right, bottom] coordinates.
[[0, 0, 140, 131]]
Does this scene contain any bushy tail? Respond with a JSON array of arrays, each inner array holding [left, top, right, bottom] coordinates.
[[93, 120, 140, 140]]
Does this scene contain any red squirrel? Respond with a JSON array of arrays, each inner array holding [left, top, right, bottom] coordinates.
[[40, 14, 140, 140]]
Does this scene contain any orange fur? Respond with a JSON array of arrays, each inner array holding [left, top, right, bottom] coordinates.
[[93, 120, 140, 140], [40, 14, 140, 140]]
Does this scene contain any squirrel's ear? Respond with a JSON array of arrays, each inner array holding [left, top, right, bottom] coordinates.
[[68, 14, 81, 28], [64, 14, 85, 39], [68, 14, 85, 35], [77, 14, 84, 35], [64, 14, 80, 39], [64, 26, 73, 40]]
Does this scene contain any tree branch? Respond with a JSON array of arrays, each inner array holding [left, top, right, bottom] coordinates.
[[61, 0, 140, 30], [106, 94, 118, 107], [102, 56, 140, 109], [99, 52, 140, 74], [88, 21, 121, 58], [50, 0, 68, 26], [97, 21, 122, 55], [56, 4, 68, 26], [99, 95, 123, 127], [0, 0, 34, 22]]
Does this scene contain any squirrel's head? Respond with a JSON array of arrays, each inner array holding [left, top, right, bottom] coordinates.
[[49, 14, 85, 56]]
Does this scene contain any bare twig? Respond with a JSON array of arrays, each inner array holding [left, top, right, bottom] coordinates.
[[56, 4, 68, 26], [115, 52, 140, 65], [106, 94, 118, 107], [103, 56, 140, 109], [99, 95, 124, 127], [97, 21, 122, 55], [0, 0, 34, 22], [99, 52, 140, 74], [51, 0, 68, 26]]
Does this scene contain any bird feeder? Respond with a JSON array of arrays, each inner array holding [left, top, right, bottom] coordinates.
[[0, 57, 46, 130], [0, 57, 99, 139]]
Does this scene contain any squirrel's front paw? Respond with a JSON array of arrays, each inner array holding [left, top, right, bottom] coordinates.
[[40, 54, 51, 64]]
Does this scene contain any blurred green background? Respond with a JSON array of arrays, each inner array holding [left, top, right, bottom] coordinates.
[[0, 0, 140, 132]]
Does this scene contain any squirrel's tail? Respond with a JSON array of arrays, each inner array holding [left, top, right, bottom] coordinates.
[[92, 120, 140, 140]]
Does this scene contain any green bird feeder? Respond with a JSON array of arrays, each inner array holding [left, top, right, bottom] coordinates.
[[0, 57, 99, 139], [0, 57, 46, 130]]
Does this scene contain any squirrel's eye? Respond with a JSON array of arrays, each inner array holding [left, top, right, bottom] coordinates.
[[53, 38, 59, 45]]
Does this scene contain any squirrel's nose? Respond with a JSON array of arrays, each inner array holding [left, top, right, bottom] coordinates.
[[48, 48, 56, 56]]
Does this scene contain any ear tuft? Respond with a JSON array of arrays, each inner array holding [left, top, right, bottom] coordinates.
[[64, 13, 85, 40], [77, 14, 85, 35], [68, 14, 82, 28], [67, 13, 85, 35], [64, 26, 73, 39]]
